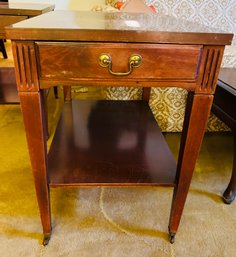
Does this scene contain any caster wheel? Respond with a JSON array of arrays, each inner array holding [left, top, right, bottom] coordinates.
[[42, 234, 51, 246], [169, 232, 176, 244]]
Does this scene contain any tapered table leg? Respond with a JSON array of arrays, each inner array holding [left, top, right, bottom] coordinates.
[[223, 132, 236, 204], [42, 90, 49, 140], [142, 87, 151, 102], [19, 91, 51, 245], [63, 86, 72, 101], [168, 92, 213, 243]]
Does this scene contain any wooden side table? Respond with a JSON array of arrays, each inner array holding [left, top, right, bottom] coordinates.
[[212, 68, 236, 204], [5, 11, 233, 245], [0, 2, 54, 38], [0, 2, 54, 103]]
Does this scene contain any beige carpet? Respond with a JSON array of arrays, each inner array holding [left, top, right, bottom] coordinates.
[[0, 89, 235, 257]]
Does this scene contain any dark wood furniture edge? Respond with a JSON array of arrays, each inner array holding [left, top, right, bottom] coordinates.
[[0, 4, 54, 17], [222, 134, 236, 204], [212, 68, 236, 204], [6, 28, 233, 45]]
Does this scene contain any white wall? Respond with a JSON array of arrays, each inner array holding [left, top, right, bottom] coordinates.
[[10, 0, 105, 10]]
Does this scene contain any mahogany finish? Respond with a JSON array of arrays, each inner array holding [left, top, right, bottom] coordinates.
[[37, 43, 201, 82], [6, 11, 232, 45], [48, 100, 176, 186], [18, 91, 51, 243], [5, 10, 233, 245], [212, 68, 236, 204]]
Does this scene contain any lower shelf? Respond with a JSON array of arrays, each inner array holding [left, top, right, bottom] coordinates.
[[48, 100, 176, 187]]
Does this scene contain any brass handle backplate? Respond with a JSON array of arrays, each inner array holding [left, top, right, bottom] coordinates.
[[98, 54, 142, 76]]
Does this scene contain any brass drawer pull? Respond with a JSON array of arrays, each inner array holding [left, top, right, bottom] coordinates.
[[99, 54, 142, 76]]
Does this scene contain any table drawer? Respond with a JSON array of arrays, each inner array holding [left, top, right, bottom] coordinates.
[[36, 42, 202, 81]]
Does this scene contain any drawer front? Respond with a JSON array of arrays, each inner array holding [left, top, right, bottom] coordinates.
[[36, 42, 202, 81]]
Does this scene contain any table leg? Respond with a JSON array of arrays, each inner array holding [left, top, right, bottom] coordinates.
[[63, 86, 72, 101], [168, 92, 213, 243], [142, 87, 151, 101], [43, 90, 49, 140], [223, 132, 236, 204], [19, 91, 51, 245]]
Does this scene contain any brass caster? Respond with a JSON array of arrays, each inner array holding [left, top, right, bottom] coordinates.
[[169, 232, 176, 244], [42, 234, 51, 246], [168, 226, 176, 244]]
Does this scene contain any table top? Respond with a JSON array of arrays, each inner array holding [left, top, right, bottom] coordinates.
[[219, 68, 236, 91], [5, 10, 233, 45], [0, 2, 54, 16]]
